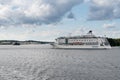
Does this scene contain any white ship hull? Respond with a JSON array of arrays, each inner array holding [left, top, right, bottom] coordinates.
[[52, 31, 111, 50], [52, 43, 111, 49]]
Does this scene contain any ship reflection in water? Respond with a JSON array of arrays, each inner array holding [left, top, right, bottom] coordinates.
[[0, 45, 119, 80]]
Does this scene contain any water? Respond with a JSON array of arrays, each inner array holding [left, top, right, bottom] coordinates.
[[0, 45, 120, 80]]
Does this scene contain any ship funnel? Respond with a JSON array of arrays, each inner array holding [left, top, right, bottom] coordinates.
[[88, 30, 92, 34]]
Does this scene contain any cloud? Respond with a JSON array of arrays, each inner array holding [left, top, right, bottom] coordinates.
[[0, 0, 83, 26], [67, 12, 75, 19], [0, 24, 65, 41], [88, 0, 120, 20], [103, 30, 120, 38], [103, 23, 116, 28]]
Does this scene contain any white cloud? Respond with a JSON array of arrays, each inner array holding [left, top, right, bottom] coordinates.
[[103, 23, 116, 28], [103, 30, 120, 38], [88, 0, 120, 20], [0, 24, 64, 41], [0, 0, 83, 26]]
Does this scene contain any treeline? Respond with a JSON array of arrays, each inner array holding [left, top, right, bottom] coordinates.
[[0, 40, 53, 45], [0, 39, 120, 46], [107, 38, 120, 46]]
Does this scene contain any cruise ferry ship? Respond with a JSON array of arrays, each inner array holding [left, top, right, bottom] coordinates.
[[51, 30, 111, 49]]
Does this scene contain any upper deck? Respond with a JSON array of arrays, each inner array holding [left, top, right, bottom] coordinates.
[[57, 30, 98, 39]]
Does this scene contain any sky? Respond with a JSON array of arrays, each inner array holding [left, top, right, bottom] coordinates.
[[0, 0, 120, 41]]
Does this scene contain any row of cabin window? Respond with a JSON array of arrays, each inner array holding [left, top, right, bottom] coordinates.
[[68, 39, 97, 42]]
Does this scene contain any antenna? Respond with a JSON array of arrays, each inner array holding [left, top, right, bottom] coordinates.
[[68, 33, 72, 37]]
